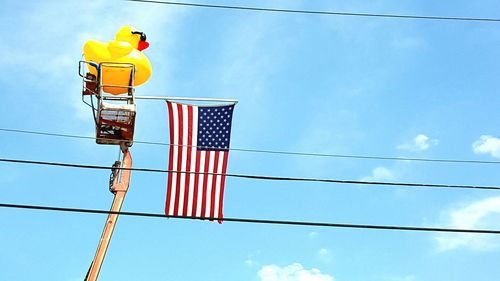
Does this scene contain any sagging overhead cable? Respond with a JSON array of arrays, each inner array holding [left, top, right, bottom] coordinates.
[[125, 0, 500, 23], [1, 157, 500, 191], [2, 127, 500, 165], [2, 202, 500, 234]]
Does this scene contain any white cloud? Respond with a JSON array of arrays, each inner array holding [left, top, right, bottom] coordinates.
[[245, 251, 261, 268], [435, 196, 500, 252], [472, 135, 500, 158], [309, 231, 319, 239], [360, 166, 395, 182], [245, 258, 255, 267], [258, 263, 334, 281], [397, 134, 438, 152], [318, 248, 329, 256], [317, 248, 332, 263]]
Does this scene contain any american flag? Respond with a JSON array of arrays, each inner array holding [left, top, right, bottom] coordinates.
[[165, 101, 235, 222]]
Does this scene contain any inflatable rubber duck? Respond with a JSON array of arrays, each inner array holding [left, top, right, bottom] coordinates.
[[83, 26, 152, 95]]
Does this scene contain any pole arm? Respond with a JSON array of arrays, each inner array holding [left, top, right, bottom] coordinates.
[[85, 148, 132, 281], [134, 95, 239, 104]]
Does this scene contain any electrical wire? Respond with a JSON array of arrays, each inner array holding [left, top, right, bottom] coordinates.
[[1, 157, 500, 191], [1, 202, 499, 234], [2, 127, 499, 165], [125, 0, 500, 23]]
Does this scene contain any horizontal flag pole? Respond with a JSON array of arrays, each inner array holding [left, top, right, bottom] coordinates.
[[134, 95, 239, 104]]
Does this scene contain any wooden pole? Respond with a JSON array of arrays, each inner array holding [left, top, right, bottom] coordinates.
[[85, 148, 132, 281]]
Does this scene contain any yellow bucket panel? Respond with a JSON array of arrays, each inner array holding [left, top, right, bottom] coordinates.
[[101, 65, 133, 95]]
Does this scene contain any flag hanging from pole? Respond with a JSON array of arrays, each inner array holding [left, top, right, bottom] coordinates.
[[165, 101, 235, 223]]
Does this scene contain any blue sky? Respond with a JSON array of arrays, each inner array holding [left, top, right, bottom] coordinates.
[[1, 0, 500, 280]]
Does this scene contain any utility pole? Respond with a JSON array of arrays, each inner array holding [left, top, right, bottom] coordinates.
[[85, 146, 132, 281]]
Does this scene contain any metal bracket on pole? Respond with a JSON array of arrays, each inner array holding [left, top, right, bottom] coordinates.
[[85, 147, 132, 281]]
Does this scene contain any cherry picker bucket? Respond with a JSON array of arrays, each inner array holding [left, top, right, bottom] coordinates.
[[79, 61, 136, 147]]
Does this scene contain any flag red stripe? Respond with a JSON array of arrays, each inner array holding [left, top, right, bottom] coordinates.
[[183, 105, 193, 216], [217, 151, 229, 223], [165, 102, 175, 215], [210, 151, 220, 219], [201, 151, 211, 218], [173, 103, 184, 216]]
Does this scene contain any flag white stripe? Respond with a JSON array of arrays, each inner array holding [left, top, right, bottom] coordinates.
[[168, 104, 179, 216], [196, 151, 205, 217]]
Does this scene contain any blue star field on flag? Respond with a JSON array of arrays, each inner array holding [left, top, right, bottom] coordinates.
[[197, 105, 234, 151]]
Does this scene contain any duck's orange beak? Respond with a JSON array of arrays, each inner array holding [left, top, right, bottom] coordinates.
[[138, 40, 149, 51]]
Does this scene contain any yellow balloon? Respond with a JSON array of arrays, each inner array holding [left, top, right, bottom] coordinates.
[[83, 26, 152, 95]]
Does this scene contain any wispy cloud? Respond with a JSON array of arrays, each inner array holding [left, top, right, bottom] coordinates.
[[1, 0, 186, 128], [308, 231, 319, 239], [298, 110, 362, 152], [245, 250, 262, 268], [292, 109, 364, 177], [245, 258, 255, 267], [317, 248, 332, 263], [434, 196, 500, 252], [258, 263, 334, 281], [390, 36, 427, 51], [318, 248, 329, 256], [360, 166, 395, 182], [472, 135, 500, 158], [397, 134, 438, 152]]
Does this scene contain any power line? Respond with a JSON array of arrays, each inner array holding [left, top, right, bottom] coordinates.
[[125, 0, 500, 23], [0, 128, 165, 146], [2, 157, 500, 191], [1, 202, 499, 234], [2, 127, 499, 165]]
